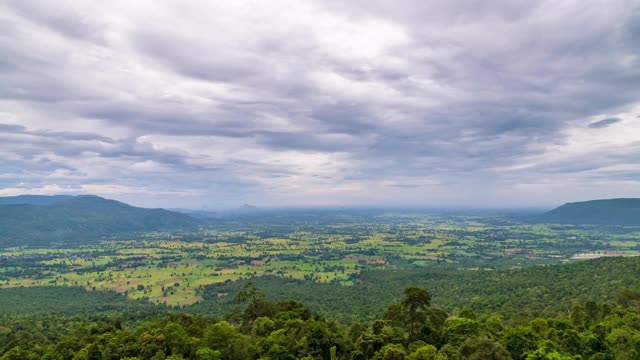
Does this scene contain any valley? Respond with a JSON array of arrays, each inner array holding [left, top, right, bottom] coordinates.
[[2, 211, 639, 309]]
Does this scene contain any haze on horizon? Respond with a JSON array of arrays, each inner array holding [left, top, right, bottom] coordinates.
[[1, 0, 640, 209]]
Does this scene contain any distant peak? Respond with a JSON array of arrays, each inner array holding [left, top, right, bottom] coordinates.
[[542, 198, 640, 225]]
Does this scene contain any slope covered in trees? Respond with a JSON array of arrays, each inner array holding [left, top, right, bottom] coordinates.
[[540, 198, 640, 225], [194, 256, 640, 323], [0, 195, 199, 246], [0, 287, 162, 316], [2, 284, 640, 359]]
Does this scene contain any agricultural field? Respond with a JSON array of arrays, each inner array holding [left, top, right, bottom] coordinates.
[[1, 211, 640, 306]]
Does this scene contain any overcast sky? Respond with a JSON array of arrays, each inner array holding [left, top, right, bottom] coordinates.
[[1, 0, 639, 209]]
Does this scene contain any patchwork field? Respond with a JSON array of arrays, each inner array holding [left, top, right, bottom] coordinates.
[[1, 212, 639, 306]]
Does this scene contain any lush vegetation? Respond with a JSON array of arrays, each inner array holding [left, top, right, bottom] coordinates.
[[2, 284, 640, 359], [2, 256, 640, 324], [0, 287, 161, 316], [2, 210, 639, 308], [194, 256, 640, 323], [2, 205, 640, 358]]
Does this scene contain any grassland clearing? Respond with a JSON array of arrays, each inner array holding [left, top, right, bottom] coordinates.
[[1, 212, 640, 305]]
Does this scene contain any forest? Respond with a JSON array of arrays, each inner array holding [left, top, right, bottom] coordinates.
[[2, 209, 640, 359], [2, 283, 640, 359]]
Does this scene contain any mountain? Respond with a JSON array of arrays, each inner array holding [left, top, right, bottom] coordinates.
[[0, 195, 75, 206], [540, 198, 640, 225], [169, 208, 220, 219], [0, 195, 199, 247]]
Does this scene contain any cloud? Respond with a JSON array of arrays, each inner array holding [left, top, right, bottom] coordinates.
[[0, 124, 26, 132], [0, 184, 204, 197], [588, 117, 622, 128], [0, 1, 639, 208], [3, 0, 109, 44]]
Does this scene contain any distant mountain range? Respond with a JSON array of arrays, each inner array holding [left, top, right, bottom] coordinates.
[[540, 198, 640, 226], [0, 195, 198, 247], [2, 195, 639, 247]]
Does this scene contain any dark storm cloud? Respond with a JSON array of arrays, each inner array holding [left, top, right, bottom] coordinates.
[[623, 9, 640, 51], [589, 118, 622, 129], [310, 103, 376, 135], [79, 102, 265, 139]]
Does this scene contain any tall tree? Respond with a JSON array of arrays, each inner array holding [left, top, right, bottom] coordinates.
[[401, 287, 432, 339]]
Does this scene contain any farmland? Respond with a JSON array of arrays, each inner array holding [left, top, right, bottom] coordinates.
[[1, 210, 640, 307]]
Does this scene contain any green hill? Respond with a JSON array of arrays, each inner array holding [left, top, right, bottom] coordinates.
[[0, 195, 199, 247], [0, 195, 75, 206], [540, 198, 640, 225]]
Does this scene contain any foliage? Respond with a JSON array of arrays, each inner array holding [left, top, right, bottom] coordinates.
[[1, 207, 640, 359], [0, 287, 160, 315], [197, 256, 640, 322], [1, 286, 640, 359]]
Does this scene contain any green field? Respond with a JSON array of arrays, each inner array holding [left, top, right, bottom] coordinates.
[[2, 211, 639, 307], [2, 211, 640, 359]]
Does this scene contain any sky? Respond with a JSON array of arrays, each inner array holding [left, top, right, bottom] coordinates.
[[1, 0, 640, 209]]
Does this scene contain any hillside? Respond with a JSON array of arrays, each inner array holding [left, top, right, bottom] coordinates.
[[0, 195, 75, 206], [540, 198, 640, 225], [0, 195, 199, 247]]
